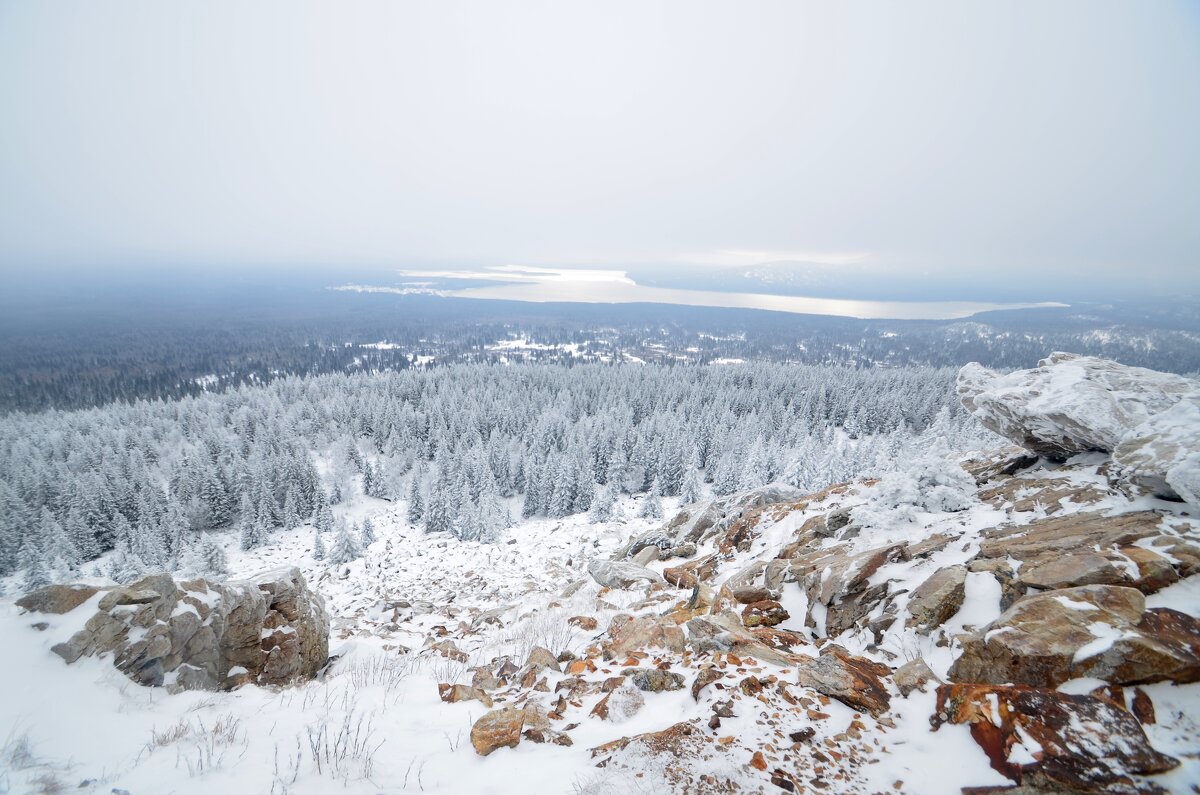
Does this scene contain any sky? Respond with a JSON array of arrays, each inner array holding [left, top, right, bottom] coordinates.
[[0, 1, 1197, 293]]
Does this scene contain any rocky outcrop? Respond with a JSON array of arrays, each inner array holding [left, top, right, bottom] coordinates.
[[957, 353, 1195, 459], [958, 352, 1200, 502], [1114, 394, 1200, 504], [948, 585, 1200, 688], [28, 568, 328, 691], [933, 683, 1178, 794], [975, 510, 1196, 596]]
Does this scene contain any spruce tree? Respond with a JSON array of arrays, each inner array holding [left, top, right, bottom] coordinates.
[[327, 521, 361, 564]]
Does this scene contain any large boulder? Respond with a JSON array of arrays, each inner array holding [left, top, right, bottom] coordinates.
[[587, 560, 661, 589], [905, 564, 967, 632], [957, 353, 1196, 462], [1114, 394, 1200, 503], [948, 584, 1200, 688], [470, 707, 525, 756], [794, 644, 892, 716], [36, 568, 328, 691], [932, 683, 1178, 793]]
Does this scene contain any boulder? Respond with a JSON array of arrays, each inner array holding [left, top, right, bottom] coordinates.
[[439, 683, 494, 708], [957, 353, 1196, 461], [44, 568, 327, 691], [603, 615, 685, 660], [16, 584, 99, 615], [905, 565, 967, 632], [1114, 394, 1200, 503], [948, 585, 1200, 688], [470, 707, 525, 756], [932, 683, 1178, 793], [794, 644, 892, 716], [895, 656, 939, 696], [525, 645, 561, 672], [685, 613, 796, 667], [742, 600, 789, 628], [587, 560, 661, 589], [629, 668, 685, 692]]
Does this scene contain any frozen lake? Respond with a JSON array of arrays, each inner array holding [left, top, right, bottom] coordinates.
[[344, 266, 1067, 321]]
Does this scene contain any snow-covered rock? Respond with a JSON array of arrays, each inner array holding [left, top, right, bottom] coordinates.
[[958, 352, 1200, 501], [957, 351, 1192, 456], [1114, 393, 1200, 504], [24, 567, 328, 691]]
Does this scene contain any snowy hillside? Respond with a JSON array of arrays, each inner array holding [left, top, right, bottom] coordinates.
[[1, 355, 1198, 794]]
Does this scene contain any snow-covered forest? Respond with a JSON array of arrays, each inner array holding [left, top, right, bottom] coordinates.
[[0, 363, 996, 588]]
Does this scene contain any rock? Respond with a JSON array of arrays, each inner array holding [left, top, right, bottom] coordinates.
[[932, 683, 1178, 793], [522, 727, 573, 746], [525, 645, 561, 672], [603, 615, 685, 660], [567, 615, 598, 631], [975, 510, 1193, 595], [1114, 393, 1200, 503], [691, 667, 723, 700], [905, 565, 967, 632], [44, 568, 327, 691], [470, 707, 525, 756], [1017, 553, 1127, 590], [587, 559, 661, 589], [742, 600, 790, 628], [794, 645, 892, 716], [948, 584, 1200, 688], [438, 683, 494, 708], [895, 657, 939, 696], [1131, 688, 1156, 725], [590, 721, 705, 760], [16, 584, 99, 615], [591, 683, 645, 722], [685, 613, 796, 667], [630, 546, 660, 567], [471, 667, 499, 691], [629, 668, 685, 692], [957, 353, 1197, 461]]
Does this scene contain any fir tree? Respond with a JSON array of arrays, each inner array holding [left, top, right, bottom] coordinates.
[[327, 521, 361, 564], [406, 478, 425, 523], [312, 528, 326, 560]]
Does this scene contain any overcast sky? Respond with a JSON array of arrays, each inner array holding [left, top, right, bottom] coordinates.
[[0, 1, 1197, 289]]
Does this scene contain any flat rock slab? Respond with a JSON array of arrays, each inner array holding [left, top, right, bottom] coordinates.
[[933, 683, 1178, 794], [949, 584, 1200, 688]]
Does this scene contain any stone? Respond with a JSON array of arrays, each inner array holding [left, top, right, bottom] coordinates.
[[691, 667, 723, 700], [685, 613, 796, 667], [525, 645, 561, 672], [587, 559, 661, 589], [43, 568, 327, 691], [948, 585, 1200, 688], [794, 645, 892, 716], [1114, 393, 1200, 503], [1017, 553, 1126, 590], [895, 656, 939, 696], [567, 615, 598, 631], [470, 707, 525, 756], [590, 721, 705, 760], [630, 546, 660, 567], [932, 683, 1178, 793], [957, 353, 1197, 461], [438, 683, 494, 708], [742, 600, 790, 628], [603, 615, 685, 660], [629, 668, 685, 692], [16, 584, 99, 615], [905, 565, 967, 632]]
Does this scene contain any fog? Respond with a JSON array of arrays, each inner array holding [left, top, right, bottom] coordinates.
[[0, 1, 1197, 296]]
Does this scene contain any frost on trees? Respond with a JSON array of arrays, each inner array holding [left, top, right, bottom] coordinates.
[[0, 362, 992, 578]]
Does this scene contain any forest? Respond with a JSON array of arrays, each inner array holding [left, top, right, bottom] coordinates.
[[0, 362, 997, 589]]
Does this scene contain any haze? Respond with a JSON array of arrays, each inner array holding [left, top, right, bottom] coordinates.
[[0, 1, 1197, 297]]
